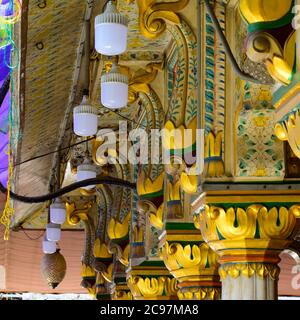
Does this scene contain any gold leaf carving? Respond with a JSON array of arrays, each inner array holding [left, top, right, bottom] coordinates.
[[137, 0, 189, 39]]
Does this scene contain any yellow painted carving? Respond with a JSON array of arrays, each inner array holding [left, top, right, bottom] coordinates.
[[137, 170, 165, 196], [127, 276, 178, 299], [197, 204, 300, 243], [81, 263, 96, 278], [102, 263, 114, 283], [167, 180, 181, 201], [219, 263, 280, 281], [162, 242, 218, 271], [205, 131, 224, 177], [133, 225, 144, 242], [149, 203, 164, 230], [239, 0, 293, 23], [128, 62, 163, 104], [163, 119, 197, 150], [66, 202, 92, 226], [177, 288, 221, 300], [108, 213, 131, 240], [258, 206, 300, 239], [275, 110, 300, 159], [136, 0, 189, 40], [108, 242, 130, 267], [93, 238, 113, 259], [113, 289, 133, 300], [245, 28, 296, 85]]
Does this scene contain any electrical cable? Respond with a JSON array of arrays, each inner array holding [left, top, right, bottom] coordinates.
[[0, 136, 95, 171], [0, 177, 136, 204], [21, 228, 45, 241]]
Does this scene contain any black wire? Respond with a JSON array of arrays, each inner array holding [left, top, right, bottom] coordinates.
[[0, 137, 96, 171], [0, 177, 136, 204], [21, 228, 45, 241]]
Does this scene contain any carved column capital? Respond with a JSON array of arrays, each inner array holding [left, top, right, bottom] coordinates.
[[127, 264, 178, 300], [195, 204, 300, 299], [159, 229, 221, 300], [196, 204, 300, 264]]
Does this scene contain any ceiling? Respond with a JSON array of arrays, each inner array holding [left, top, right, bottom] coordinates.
[[11, 0, 173, 229], [12, 0, 88, 228]]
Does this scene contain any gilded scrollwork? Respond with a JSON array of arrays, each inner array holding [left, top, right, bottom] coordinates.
[[128, 62, 163, 104], [135, 0, 189, 40], [239, 0, 296, 85]]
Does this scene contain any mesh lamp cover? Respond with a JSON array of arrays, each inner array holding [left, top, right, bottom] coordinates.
[[73, 96, 98, 137], [76, 157, 97, 190], [41, 249, 67, 289], [50, 198, 66, 225], [101, 64, 128, 109], [95, 1, 128, 56]]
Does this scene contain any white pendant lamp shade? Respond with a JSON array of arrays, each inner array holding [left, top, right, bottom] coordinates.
[[95, 1, 128, 56], [101, 64, 128, 109], [77, 157, 97, 190], [73, 96, 98, 137], [42, 235, 57, 254], [50, 199, 66, 225], [46, 223, 61, 242]]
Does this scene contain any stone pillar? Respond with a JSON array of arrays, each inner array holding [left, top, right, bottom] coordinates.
[[195, 204, 300, 300], [220, 264, 279, 300]]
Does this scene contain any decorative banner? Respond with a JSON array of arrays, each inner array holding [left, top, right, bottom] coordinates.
[[0, 0, 21, 239]]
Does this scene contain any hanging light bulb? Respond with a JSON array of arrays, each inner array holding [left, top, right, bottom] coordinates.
[[95, 1, 128, 56], [101, 63, 128, 109], [50, 198, 66, 225], [46, 223, 61, 242], [42, 235, 57, 254], [76, 156, 97, 190], [73, 95, 98, 137]]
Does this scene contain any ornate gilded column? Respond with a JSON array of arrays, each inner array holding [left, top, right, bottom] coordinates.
[[66, 201, 97, 298], [195, 201, 300, 300], [107, 211, 132, 300], [93, 187, 114, 300], [112, 261, 133, 300], [131, 0, 222, 300], [128, 170, 179, 300]]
